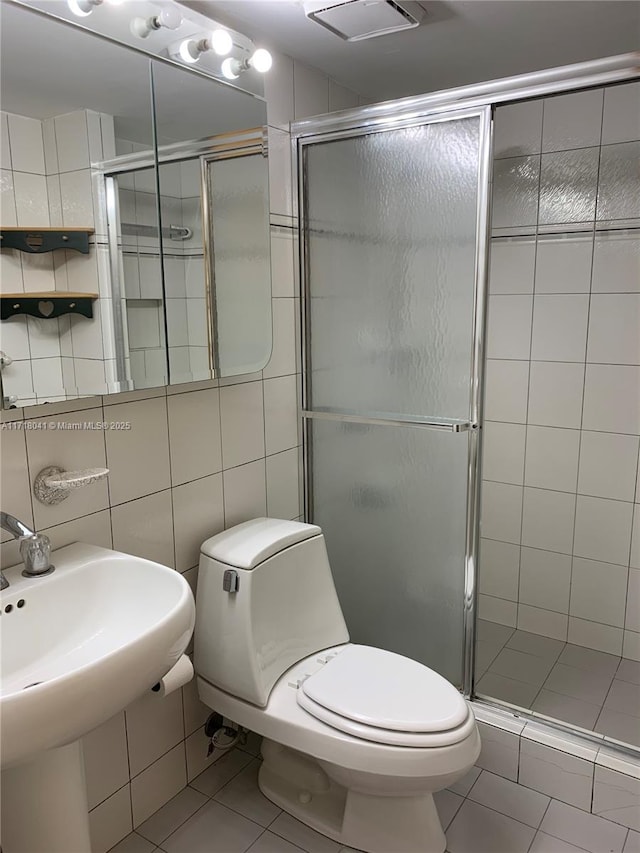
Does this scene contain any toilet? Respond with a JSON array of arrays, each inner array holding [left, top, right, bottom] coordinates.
[[195, 518, 480, 853]]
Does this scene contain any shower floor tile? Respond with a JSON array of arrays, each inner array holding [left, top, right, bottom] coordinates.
[[476, 619, 640, 744]]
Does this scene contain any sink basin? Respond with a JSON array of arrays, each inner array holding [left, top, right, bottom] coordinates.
[[0, 542, 195, 769]]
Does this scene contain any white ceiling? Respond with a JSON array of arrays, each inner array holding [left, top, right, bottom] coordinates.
[[189, 0, 640, 100]]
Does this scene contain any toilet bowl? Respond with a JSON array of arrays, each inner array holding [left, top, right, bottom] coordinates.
[[195, 518, 480, 853]]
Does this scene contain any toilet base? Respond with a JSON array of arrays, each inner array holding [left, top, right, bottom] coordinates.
[[259, 739, 446, 853]]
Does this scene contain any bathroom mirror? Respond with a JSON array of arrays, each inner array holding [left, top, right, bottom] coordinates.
[[0, 1, 271, 407], [148, 59, 271, 383]]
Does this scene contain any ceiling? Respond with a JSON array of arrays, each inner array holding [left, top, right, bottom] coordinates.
[[188, 0, 640, 100]]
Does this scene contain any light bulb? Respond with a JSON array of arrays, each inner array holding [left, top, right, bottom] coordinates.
[[221, 57, 242, 80], [210, 28, 233, 56], [178, 38, 200, 64], [131, 6, 182, 38], [68, 0, 101, 16], [249, 48, 272, 73], [156, 6, 182, 30]]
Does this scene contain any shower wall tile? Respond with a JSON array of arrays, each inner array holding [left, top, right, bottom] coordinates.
[[517, 604, 568, 642], [519, 547, 571, 614], [567, 618, 623, 656], [481, 83, 639, 654], [602, 80, 640, 144], [582, 365, 640, 434], [577, 431, 639, 502], [539, 148, 599, 224], [478, 594, 518, 628], [542, 89, 603, 152], [527, 361, 584, 429], [631, 507, 640, 570], [484, 359, 530, 423], [521, 487, 575, 555], [573, 495, 634, 566], [627, 569, 640, 633], [481, 481, 523, 544], [587, 294, 640, 365], [492, 155, 541, 228], [591, 233, 640, 293], [489, 238, 536, 294], [486, 295, 533, 360], [494, 99, 543, 159], [478, 538, 520, 601], [530, 294, 589, 362], [569, 557, 628, 627], [482, 421, 526, 485], [597, 142, 640, 221], [524, 426, 580, 493], [534, 237, 593, 294]]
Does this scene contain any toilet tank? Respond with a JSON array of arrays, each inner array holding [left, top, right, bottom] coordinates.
[[195, 518, 350, 707]]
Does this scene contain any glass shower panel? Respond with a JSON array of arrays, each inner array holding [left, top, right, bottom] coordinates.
[[305, 117, 481, 420], [302, 109, 488, 688], [311, 419, 469, 687]]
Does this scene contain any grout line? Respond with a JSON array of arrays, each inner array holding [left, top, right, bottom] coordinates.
[[145, 797, 212, 850], [484, 477, 638, 505]]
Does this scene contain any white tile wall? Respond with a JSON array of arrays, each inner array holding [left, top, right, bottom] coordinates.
[[534, 236, 593, 294], [480, 81, 640, 664]]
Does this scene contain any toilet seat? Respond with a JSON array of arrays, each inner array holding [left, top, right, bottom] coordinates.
[[297, 644, 471, 747]]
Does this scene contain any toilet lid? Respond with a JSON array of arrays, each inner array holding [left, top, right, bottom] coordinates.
[[297, 690, 474, 747], [299, 645, 468, 736]]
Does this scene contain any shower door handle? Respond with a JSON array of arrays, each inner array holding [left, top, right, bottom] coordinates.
[[301, 410, 477, 433]]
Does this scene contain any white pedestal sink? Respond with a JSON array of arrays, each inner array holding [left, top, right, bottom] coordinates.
[[0, 543, 196, 853]]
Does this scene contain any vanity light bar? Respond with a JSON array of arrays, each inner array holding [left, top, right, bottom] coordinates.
[[169, 36, 273, 77]]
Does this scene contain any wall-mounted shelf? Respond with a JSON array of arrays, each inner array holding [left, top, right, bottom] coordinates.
[[0, 227, 95, 254], [1, 292, 98, 321]]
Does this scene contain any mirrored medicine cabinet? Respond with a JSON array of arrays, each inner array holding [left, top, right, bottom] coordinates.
[[0, 0, 272, 408]]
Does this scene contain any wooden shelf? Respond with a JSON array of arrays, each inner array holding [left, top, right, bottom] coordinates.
[[0, 227, 95, 254], [1, 292, 98, 320]]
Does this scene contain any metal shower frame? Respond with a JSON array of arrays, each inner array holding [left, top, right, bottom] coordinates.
[[292, 53, 640, 752]]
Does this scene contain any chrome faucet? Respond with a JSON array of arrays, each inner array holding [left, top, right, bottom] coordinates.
[[0, 512, 54, 585]]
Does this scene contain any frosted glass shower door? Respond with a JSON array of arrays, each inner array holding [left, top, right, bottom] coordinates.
[[301, 109, 489, 688]]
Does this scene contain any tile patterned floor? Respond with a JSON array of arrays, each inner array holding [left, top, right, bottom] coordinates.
[[475, 620, 640, 747], [108, 750, 640, 853]]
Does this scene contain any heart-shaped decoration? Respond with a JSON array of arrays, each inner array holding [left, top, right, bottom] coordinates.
[[38, 301, 55, 317]]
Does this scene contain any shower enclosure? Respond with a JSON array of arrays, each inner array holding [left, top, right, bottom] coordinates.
[[293, 55, 639, 753]]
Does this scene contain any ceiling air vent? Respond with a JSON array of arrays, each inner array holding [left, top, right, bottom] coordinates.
[[303, 0, 423, 42]]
